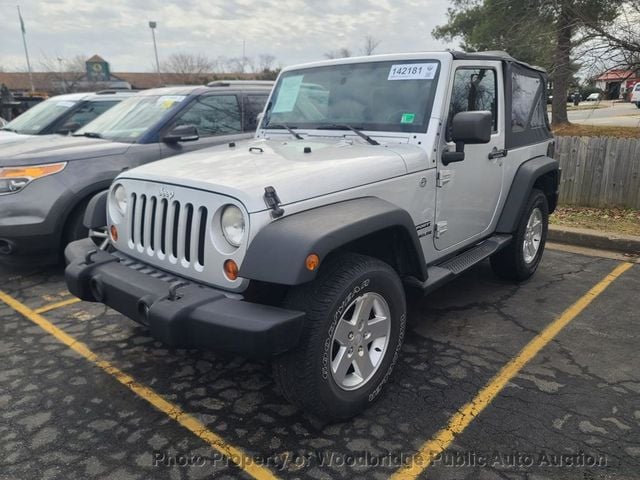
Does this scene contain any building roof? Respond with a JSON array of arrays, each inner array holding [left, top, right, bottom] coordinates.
[[86, 54, 107, 63], [596, 69, 640, 82], [0, 71, 259, 93]]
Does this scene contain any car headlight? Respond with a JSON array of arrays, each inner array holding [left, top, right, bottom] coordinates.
[[220, 205, 245, 247], [112, 184, 128, 215], [0, 162, 67, 195]]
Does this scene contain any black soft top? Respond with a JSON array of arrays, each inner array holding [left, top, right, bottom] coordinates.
[[450, 50, 547, 74]]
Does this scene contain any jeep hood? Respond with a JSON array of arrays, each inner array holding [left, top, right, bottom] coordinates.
[[121, 138, 425, 213], [0, 134, 131, 167]]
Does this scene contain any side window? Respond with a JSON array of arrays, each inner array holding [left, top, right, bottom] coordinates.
[[511, 73, 541, 132], [449, 68, 497, 133], [243, 95, 268, 131], [66, 101, 119, 128], [174, 95, 241, 137]]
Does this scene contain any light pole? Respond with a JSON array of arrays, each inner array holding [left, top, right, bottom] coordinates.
[[148, 21, 161, 79]]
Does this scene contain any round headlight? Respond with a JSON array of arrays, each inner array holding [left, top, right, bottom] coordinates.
[[220, 205, 245, 247], [113, 184, 128, 215]]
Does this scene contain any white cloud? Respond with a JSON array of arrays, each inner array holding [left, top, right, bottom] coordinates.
[[0, 0, 452, 72]]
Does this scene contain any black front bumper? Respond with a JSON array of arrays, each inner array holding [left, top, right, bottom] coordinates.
[[64, 239, 305, 357]]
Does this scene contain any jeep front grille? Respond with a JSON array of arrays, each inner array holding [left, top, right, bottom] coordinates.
[[110, 179, 250, 290], [129, 193, 208, 267]]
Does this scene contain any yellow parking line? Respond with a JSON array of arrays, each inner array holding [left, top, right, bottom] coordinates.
[[0, 290, 280, 480], [34, 297, 81, 314], [391, 261, 634, 480]]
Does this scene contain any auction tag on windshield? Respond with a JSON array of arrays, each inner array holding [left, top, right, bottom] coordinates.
[[156, 95, 186, 109], [56, 101, 76, 108], [273, 75, 303, 113], [388, 63, 438, 80]]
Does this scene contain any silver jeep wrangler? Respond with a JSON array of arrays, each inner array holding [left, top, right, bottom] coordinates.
[[66, 51, 559, 421]]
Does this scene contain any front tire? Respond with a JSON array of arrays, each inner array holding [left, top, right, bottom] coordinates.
[[491, 188, 549, 281], [272, 253, 406, 421]]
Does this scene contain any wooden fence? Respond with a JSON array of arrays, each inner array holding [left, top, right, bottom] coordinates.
[[555, 136, 640, 209]]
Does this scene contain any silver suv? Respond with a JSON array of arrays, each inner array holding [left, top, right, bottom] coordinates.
[[0, 90, 136, 145], [66, 51, 559, 420]]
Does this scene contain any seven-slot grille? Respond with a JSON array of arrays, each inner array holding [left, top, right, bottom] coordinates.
[[128, 192, 208, 268]]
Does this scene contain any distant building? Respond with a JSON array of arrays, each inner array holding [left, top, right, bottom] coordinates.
[[0, 55, 256, 96], [594, 69, 640, 100]]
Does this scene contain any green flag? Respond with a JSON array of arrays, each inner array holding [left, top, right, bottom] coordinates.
[[18, 9, 26, 34]]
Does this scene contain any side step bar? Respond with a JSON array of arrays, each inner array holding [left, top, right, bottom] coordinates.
[[405, 234, 512, 295]]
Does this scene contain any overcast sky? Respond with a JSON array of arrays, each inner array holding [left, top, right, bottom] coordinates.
[[0, 0, 454, 72]]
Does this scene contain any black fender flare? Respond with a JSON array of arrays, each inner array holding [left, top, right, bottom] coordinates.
[[496, 155, 560, 233], [83, 190, 109, 229], [239, 197, 427, 285]]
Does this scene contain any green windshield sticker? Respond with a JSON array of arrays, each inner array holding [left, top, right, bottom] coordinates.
[[273, 75, 304, 113], [400, 113, 416, 124]]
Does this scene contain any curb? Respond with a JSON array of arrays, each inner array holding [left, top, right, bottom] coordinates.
[[548, 225, 640, 255]]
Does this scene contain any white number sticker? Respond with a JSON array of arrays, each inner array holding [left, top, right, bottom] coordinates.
[[388, 63, 438, 81]]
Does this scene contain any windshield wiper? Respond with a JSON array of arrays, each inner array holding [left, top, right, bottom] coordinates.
[[73, 131, 102, 139], [0, 127, 17, 133], [265, 123, 303, 140], [316, 124, 379, 145]]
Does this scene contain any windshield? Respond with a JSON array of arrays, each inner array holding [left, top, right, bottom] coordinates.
[[3, 98, 78, 134], [75, 94, 186, 141], [263, 60, 440, 133]]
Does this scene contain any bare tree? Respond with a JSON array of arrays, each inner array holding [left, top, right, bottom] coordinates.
[[161, 52, 214, 84], [361, 35, 381, 56], [39, 54, 89, 93], [324, 48, 352, 59], [578, 2, 640, 71], [224, 55, 257, 74], [258, 54, 276, 72]]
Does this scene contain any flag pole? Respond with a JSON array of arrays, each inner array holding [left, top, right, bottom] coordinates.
[[17, 5, 35, 93]]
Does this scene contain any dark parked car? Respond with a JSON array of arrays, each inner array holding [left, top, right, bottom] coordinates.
[[0, 82, 272, 264], [0, 90, 136, 145]]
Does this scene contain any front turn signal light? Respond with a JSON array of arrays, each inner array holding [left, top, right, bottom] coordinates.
[[224, 259, 239, 281], [0, 162, 67, 195], [305, 254, 320, 271], [0, 162, 67, 179]]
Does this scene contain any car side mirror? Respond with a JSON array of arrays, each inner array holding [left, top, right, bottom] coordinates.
[[256, 112, 264, 125], [57, 122, 80, 135], [163, 125, 199, 144], [442, 111, 492, 165]]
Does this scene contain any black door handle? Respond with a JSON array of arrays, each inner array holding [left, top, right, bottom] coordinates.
[[488, 148, 508, 160]]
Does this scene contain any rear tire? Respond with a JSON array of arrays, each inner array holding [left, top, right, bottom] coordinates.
[[491, 189, 548, 281], [272, 253, 406, 421]]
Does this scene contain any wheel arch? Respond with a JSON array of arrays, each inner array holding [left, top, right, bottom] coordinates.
[[60, 181, 113, 242], [496, 155, 559, 234], [239, 197, 428, 285]]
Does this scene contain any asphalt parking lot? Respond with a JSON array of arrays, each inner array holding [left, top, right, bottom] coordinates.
[[1, 248, 638, 480]]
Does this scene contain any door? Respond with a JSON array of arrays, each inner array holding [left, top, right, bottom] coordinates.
[[160, 94, 249, 157], [434, 62, 505, 251]]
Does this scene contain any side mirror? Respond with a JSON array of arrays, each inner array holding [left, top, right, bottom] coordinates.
[[256, 112, 264, 126], [442, 111, 492, 165], [57, 122, 80, 135], [162, 125, 199, 144]]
